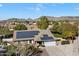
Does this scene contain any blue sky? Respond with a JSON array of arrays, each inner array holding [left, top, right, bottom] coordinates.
[[0, 3, 79, 20]]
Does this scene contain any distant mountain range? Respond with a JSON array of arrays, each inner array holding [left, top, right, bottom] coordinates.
[[1, 16, 79, 21], [44, 16, 79, 21]]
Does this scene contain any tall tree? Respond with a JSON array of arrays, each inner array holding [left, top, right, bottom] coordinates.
[[50, 21, 78, 40], [14, 24, 27, 30], [38, 16, 49, 29], [62, 23, 78, 40]]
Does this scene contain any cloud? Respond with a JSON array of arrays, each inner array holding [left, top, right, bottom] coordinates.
[[0, 4, 3, 7], [37, 4, 43, 7], [30, 7, 41, 11], [35, 7, 41, 11], [51, 3, 64, 6], [74, 8, 79, 10], [51, 4, 57, 6], [28, 4, 45, 11]]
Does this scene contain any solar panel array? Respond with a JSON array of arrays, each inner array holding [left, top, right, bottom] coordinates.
[[41, 35, 54, 42], [16, 31, 39, 39]]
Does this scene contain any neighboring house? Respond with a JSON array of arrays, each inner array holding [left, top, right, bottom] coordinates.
[[1, 29, 68, 46], [13, 30, 57, 46], [3, 38, 13, 42]]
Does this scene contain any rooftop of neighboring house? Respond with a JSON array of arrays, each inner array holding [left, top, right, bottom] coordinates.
[[13, 30, 56, 42]]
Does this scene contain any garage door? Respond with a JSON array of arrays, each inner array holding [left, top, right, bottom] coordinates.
[[44, 42, 56, 46]]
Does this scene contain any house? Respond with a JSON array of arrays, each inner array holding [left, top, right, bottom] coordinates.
[[3, 38, 13, 42], [0, 34, 13, 42], [13, 30, 57, 46]]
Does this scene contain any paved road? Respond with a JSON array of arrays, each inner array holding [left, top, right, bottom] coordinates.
[[41, 48, 49, 56], [40, 36, 79, 56], [45, 45, 73, 56]]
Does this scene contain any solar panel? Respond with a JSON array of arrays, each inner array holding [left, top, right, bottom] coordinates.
[[41, 35, 54, 42], [16, 31, 39, 39]]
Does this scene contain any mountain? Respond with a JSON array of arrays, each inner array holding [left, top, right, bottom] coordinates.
[[0, 16, 79, 22], [47, 16, 79, 21]]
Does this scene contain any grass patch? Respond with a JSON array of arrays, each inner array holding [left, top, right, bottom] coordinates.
[[53, 33, 62, 38]]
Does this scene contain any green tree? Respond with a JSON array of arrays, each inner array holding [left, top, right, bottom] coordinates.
[[62, 23, 78, 41], [50, 21, 63, 37], [38, 16, 49, 29], [50, 21, 78, 40], [6, 45, 17, 56], [14, 24, 27, 30], [0, 27, 12, 35]]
